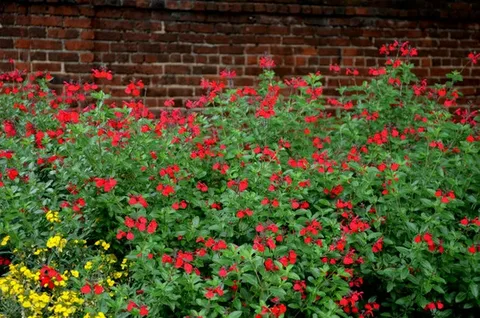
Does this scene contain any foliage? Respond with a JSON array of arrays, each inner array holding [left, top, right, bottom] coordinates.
[[0, 42, 479, 318]]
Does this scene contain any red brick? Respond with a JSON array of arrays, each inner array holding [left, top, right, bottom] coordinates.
[[30, 52, 47, 61], [30, 16, 62, 27], [151, 34, 178, 42], [111, 43, 138, 52], [208, 56, 220, 64], [65, 63, 93, 73], [193, 46, 218, 54], [0, 27, 24, 37], [53, 6, 80, 16], [14, 39, 31, 49], [145, 87, 168, 97], [109, 65, 136, 74], [29, 27, 47, 38], [205, 35, 230, 44], [48, 28, 79, 39], [135, 65, 164, 75], [178, 34, 205, 43], [0, 39, 14, 49], [190, 24, 215, 33], [80, 30, 95, 40], [124, 32, 151, 42], [64, 17, 91, 28], [65, 41, 94, 51], [268, 25, 290, 35], [245, 46, 269, 54], [342, 48, 360, 56], [168, 87, 193, 97], [283, 37, 306, 45], [256, 36, 282, 44], [165, 65, 191, 75], [94, 42, 110, 52], [32, 62, 61, 72], [80, 53, 95, 63], [94, 31, 122, 41], [193, 65, 218, 75], [95, 8, 123, 18], [49, 52, 79, 62]]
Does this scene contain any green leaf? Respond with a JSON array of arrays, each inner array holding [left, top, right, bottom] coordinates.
[[469, 283, 479, 298], [386, 281, 395, 292], [241, 273, 257, 286], [455, 292, 466, 303], [227, 311, 243, 318]]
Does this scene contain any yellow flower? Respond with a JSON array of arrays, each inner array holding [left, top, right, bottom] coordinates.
[[70, 270, 79, 278], [1, 235, 10, 246], [120, 258, 128, 270], [84, 261, 93, 270], [46, 210, 60, 223], [33, 248, 48, 255], [106, 278, 115, 287], [46, 235, 67, 252], [94, 240, 111, 251]]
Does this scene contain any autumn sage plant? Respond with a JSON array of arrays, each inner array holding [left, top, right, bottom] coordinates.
[[0, 41, 479, 318]]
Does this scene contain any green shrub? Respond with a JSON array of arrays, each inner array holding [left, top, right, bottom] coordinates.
[[0, 43, 479, 318]]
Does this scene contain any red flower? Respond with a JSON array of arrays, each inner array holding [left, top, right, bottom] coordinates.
[[147, 220, 157, 234], [259, 56, 275, 69], [468, 244, 476, 254], [205, 289, 215, 299], [94, 177, 117, 192], [139, 305, 149, 316], [218, 267, 228, 278], [7, 168, 18, 180], [124, 216, 135, 228], [92, 68, 113, 80], [161, 254, 173, 264], [264, 258, 278, 271], [125, 80, 144, 97], [127, 300, 138, 312], [129, 195, 148, 208], [80, 284, 91, 294], [93, 284, 104, 295], [196, 182, 208, 192]]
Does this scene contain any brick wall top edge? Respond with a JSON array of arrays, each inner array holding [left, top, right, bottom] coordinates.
[[4, 0, 480, 20]]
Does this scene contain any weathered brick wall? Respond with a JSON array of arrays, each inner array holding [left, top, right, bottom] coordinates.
[[1, 0, 480, 111]]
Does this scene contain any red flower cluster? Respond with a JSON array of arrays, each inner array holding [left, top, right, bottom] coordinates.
[[39, 265, 63, 290], [299, 219, 322, 245], [205, 286, 224, 299], [278, 250, 297, 267], [236, 208, 253, 219], [460, 217, 480, 227], [256, 304, 287, 318], [127, 301, 149, 316], [91, 68, 113, 80], [117, 216, 157, 240], [372, 237, 384, 253], [339, 291, 363, 315], [128, 194, 148, 208], [156, 183, 175, 196], [125, 80, 144, 97], [80, 283, 104, 295], [94, 177, 117, 192], [424, 301, 444, 311], [435, 189, 455, 203], [414, 232, 444, 253], [227, 178, 248, 192], [162, 250, 200, 275]]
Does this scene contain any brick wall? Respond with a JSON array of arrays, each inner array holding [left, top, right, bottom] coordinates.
[[1, 0, 480, 111]]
